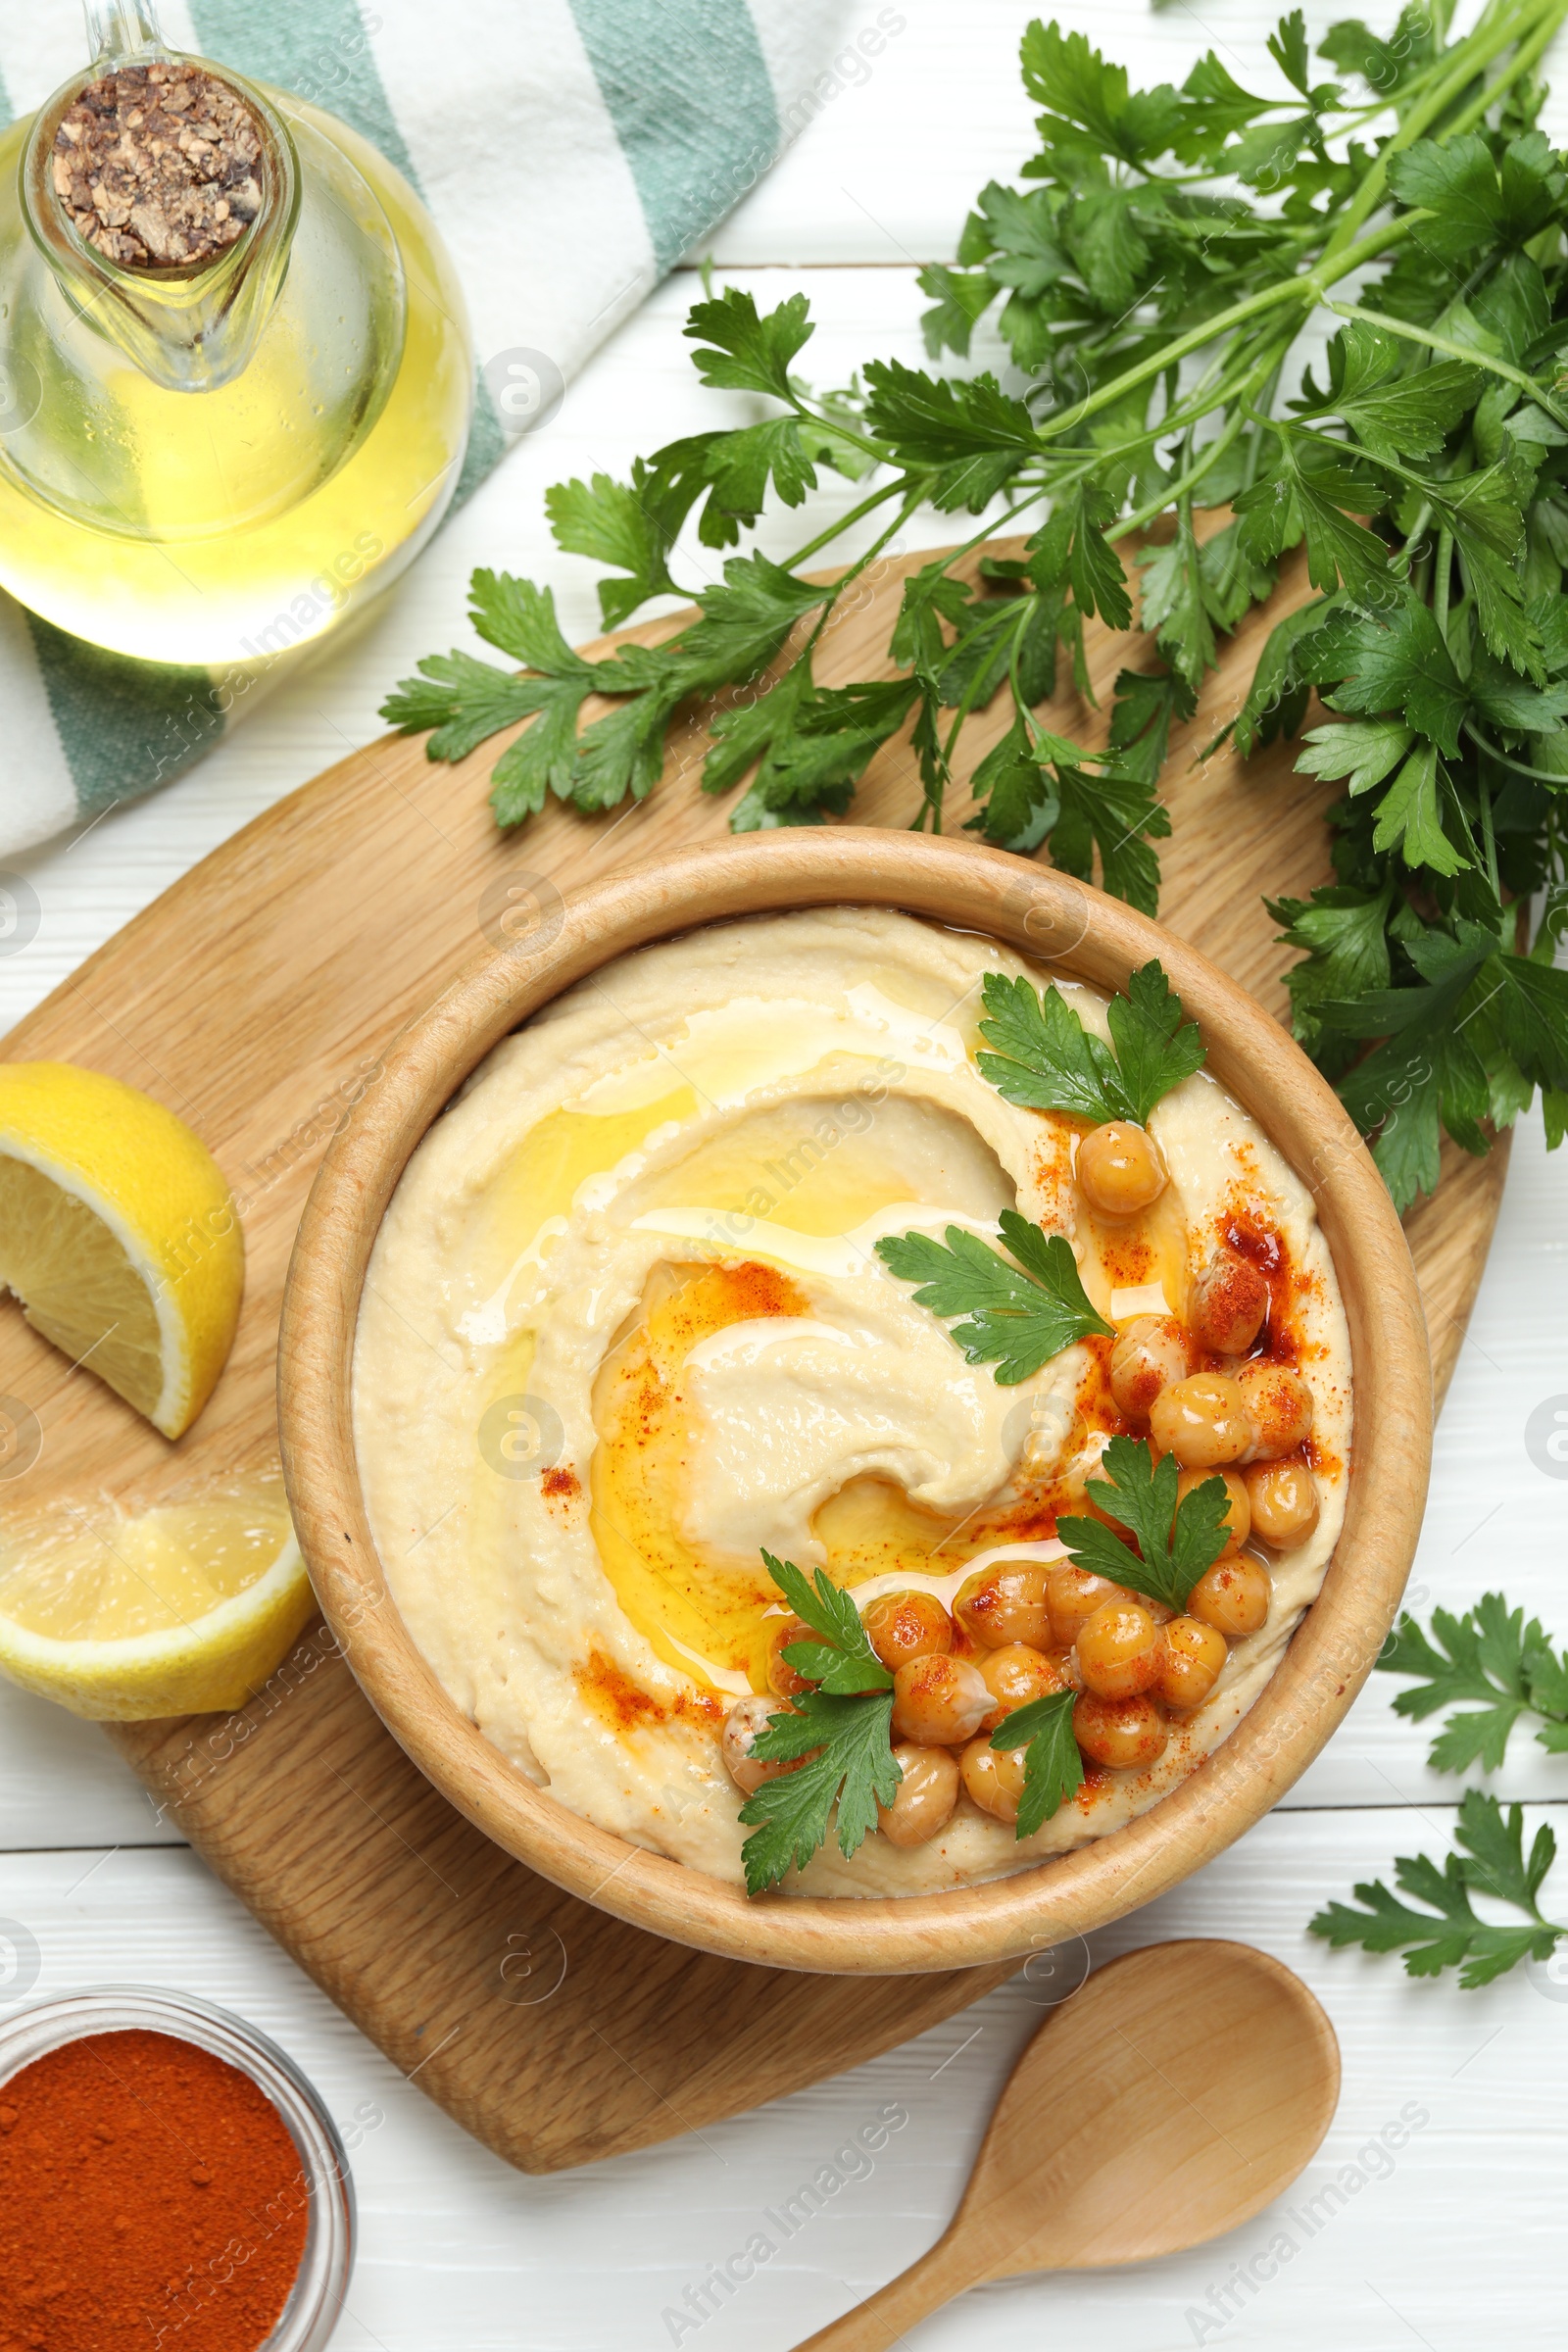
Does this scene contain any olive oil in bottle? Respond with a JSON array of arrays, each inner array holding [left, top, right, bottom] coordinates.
[[0, 6, 472, 667]]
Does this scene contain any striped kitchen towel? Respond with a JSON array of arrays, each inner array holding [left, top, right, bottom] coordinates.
[[0, 0, 854, 855]]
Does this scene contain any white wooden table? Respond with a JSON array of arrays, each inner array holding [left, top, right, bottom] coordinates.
[[2, 4, 1566, 2345]]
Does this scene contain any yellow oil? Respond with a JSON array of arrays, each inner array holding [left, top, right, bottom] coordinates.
[[633, 1109, 918, 1240], [463, 1089, 698, 1326], [0, 96, 472, 667], [590, 1259, 807, 1692]]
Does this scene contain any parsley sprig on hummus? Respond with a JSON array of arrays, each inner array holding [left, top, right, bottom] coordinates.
[[976, 959, 1204, 1123], [874, 1210, 1112, 1385], [1057, 1438, 1234, 1614], [879, 963, 1205, 1389], [739, 1553, 900, 1895], [990, 1690, 1083, 1838]]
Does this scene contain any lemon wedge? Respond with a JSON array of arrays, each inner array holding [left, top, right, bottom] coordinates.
[[0, 1480, 313, 1719], [0, 1061, 243, 1439]]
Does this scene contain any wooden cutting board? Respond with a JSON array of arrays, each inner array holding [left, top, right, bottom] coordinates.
[[0, 536, 1503, 2173]]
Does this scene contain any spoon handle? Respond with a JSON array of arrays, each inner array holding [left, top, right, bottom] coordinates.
[[790, 2230, 982, 2350]]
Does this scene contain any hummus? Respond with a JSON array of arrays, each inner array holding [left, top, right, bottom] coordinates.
[[354, 908, 1351, 1894]]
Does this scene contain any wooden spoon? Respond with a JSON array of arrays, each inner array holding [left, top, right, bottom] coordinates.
[[794, 1938, 1340, 2350]]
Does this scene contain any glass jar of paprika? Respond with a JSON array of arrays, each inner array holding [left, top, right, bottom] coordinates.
[[0, 1984, 354, 2350]]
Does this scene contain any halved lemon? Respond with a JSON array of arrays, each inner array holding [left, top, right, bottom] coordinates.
[[0, 1061, 243, 1439], [0, 1479, 313, 1719]]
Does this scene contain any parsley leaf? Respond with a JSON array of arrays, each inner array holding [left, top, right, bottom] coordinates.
[[684, 286, 814, 400], [738, 1689, 901, 1894], [977, 969, 1130, 1120], [993, 1689, 1084, 1837], [1378, 1592, 1568, 1770], [1315, 921, 1500, 1208], [1056, 1436, 1232, 1613], [1268, 882, 1395, 1062], [760, 1549, 892, 1696], [736, 1552, 901, 1894], [975, 960, 1203, 1124], [876, 1211, 1112, 1385], [1310, 1792, 1563, 1987], [862, 358, 1038, 511], [544, 463, 692, 626], [1108, 962, 1208, 1123], [1293, 319, 1481, 462]]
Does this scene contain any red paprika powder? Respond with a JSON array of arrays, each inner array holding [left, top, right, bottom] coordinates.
[[0, 2028, 310, 2352]]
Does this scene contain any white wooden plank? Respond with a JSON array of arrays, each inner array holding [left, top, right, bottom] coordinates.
[[0, 1683, 178, 1849], [0, 1810, 1559, 2348]]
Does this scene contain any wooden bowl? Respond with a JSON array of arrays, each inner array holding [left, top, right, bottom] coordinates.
[[277, 831, 1431, 1974]]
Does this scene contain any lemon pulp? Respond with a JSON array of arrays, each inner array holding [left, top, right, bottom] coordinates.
[[0, 1153, 165, 1413], [0, 1059, 243, 1439], [0, 1481, 312, 1720]]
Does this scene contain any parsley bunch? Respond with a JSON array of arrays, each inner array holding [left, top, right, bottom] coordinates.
[[385, 0, 1568, 1212], [1309, 1591, 1568, 1981]]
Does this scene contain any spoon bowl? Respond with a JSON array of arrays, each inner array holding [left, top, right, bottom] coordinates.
[[796, 1939, 1340, 2347]]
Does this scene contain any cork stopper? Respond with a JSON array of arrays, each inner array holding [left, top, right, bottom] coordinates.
[[52, 58, 264, 270]]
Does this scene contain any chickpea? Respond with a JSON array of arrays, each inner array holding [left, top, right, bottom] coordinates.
[[892, 1652, 992, 1746], [977, 1641, 1062, 1732], [1245, 1458, 1320, 1549], [1072, 1690, 1169, 1771], [1157, 1616, 1228, 1709], [1109, 1315, 1191, 1421], [721, 1694, 796, 1795], [877, 1742, 960, 1846], [1176, 1463, 1250, 1551], [959, 1736, 1030, 1825], [1188, 1253, 1269, 1357], [1074, 1600, 1164, 1699], [862, 1590, 954, 1673], [956, 1560, 1054, 1650], [1238, 1362, 1314, 1461], [1188, 1552, 1272, 1639], [1149, 1371, 1250, 1468], [764, 1614, 814, 1698], [1076, 1119, 1168, 1217], [1047, 1562, 1139, 1647]]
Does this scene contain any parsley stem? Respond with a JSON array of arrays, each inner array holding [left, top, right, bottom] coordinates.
[[1032, 215, 1425, 454], [782, 476, 908, 570], [1326, 298, 1568, 431], [1479, 773, 1501, 901], [1105, 403, 1250, 544], [942, 598, 1032, 766], [1463, 716, 1568, 787], [1433, 523, 1454, 647]]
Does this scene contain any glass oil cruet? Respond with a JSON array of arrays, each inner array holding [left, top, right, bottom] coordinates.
[[0, 1, 473, 668]]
